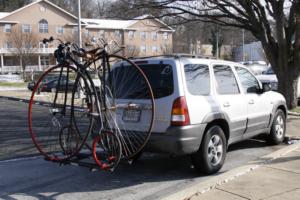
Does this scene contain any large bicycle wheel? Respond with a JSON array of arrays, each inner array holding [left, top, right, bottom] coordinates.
[[97, 54, 155, 159], [28, 64, 94, 161]]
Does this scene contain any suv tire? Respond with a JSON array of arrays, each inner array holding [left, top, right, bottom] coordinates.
[[268, 109, 286, 145], [192, 125, 226, 175]]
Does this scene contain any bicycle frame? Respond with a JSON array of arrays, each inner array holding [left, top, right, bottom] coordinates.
[[52, 46, 114, 137]]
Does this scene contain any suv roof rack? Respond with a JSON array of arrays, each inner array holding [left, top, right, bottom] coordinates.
[[128, 54, 216, 60]]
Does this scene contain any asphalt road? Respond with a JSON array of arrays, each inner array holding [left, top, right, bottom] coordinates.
[[0, 97, 287, 200]]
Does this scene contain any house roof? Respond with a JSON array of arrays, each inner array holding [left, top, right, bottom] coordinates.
[[82, 18, 134, 30], [0, 0, 79, 22], [128, 14, 174, 32], [0, 12, 10, 19], [83, 15, 174, 32], [0, 2, 173, 32]]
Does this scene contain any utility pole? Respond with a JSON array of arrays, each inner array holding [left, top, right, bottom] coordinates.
[[242, 29, 245, 62], [78, 0, 82, 48]]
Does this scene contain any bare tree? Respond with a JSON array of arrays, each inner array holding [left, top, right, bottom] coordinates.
[[161, 44, 173, 54], [7, 26, 39, 80], [120, 0, 300, 109]]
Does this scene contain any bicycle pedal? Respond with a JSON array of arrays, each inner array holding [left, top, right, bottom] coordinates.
[[90, 167, 98, 172], [128, 159, 133, 165], [109, 168, 115, 172]]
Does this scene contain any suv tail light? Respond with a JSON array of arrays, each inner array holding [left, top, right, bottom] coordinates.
[[171, 96, 190, 126]]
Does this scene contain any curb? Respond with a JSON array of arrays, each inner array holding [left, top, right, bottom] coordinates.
[[0, 87, 27, 91], [0, 96, 30, 104], [161, 142, 300, 200], [287, 111, 300, 116], [285, 135, 300, 141]]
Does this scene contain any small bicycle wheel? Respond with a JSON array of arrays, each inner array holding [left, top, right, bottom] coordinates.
[[28, 64, 94, 161], [98, 54, 155, 159], [92, 131, 122, 171]]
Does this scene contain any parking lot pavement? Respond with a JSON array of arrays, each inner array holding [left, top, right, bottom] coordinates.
[[0, 98, 38, 160], [1, 97, 296, 199]]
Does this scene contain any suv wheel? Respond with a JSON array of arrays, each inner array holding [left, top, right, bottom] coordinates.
[[192, 125, 226, 175], [268, 109, 286, 145]]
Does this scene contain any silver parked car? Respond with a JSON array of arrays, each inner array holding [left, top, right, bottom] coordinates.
[[242, 61, 269, 75], [256, 67, 300, 99], [128, 56, 287, 175]]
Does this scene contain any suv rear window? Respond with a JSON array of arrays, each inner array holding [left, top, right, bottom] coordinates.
[[184, 64, 210, 95], [112, 64, 174, 99], [139, 64, 174, 98]]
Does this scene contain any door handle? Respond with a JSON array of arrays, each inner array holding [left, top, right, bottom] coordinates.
[[223, 102, 230, 107], [249, 99, 254, 104]]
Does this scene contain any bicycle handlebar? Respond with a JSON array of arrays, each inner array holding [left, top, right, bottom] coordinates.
[[41, 36, 126, 64]]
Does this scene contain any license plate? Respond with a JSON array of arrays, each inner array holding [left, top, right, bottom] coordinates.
[[122, 110, 141, 122]]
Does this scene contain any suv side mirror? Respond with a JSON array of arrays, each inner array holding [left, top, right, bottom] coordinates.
[[262, 82, 272, 92]]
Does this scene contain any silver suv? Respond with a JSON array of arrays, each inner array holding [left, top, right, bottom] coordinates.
[[130, 55, 287, 174]]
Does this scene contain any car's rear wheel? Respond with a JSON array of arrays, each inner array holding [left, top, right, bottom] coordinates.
[[268, 109, 286, 145], [191, 125, 226, 175]]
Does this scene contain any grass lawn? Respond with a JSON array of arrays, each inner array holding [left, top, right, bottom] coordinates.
[[0, 82, 27, 88], [290, 107, 300, 113]]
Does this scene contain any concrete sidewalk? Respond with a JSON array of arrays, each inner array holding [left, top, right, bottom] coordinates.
[[189, 142, 300, 200], [162, 117, 300, 200]]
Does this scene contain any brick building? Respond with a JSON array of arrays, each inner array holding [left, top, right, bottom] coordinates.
[[0, 0, 174, 73]]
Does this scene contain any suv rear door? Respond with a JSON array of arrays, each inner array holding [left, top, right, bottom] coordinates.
[[212, 64, 248, 141]]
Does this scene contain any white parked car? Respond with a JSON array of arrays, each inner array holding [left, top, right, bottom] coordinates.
[[256, 67, 300, 99], [127, 55, 287, 174]]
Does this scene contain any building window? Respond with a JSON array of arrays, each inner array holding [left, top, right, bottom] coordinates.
[[152, 46, 158, 53], [98, 30, 105, 38], [56, 26, 64, 34], [128, 31, 134, 40], [128, 45, 135, 52], [140, 32, 146, 40], [39, 42, 48, 49], [72, 27, 78, 34], [84, 29, 89, 37], [4, 24, 11, 33], [114, 30, 121, 38], [40, 56, 50, 66], [39, 19, 48, 33], [5, 42, 13, 49], [141, 45, 146, 53], [25, 43, 32, 49], [163, 32, 168, 40], [152, 32, 158, 41], [22, 24, 31, 33]]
